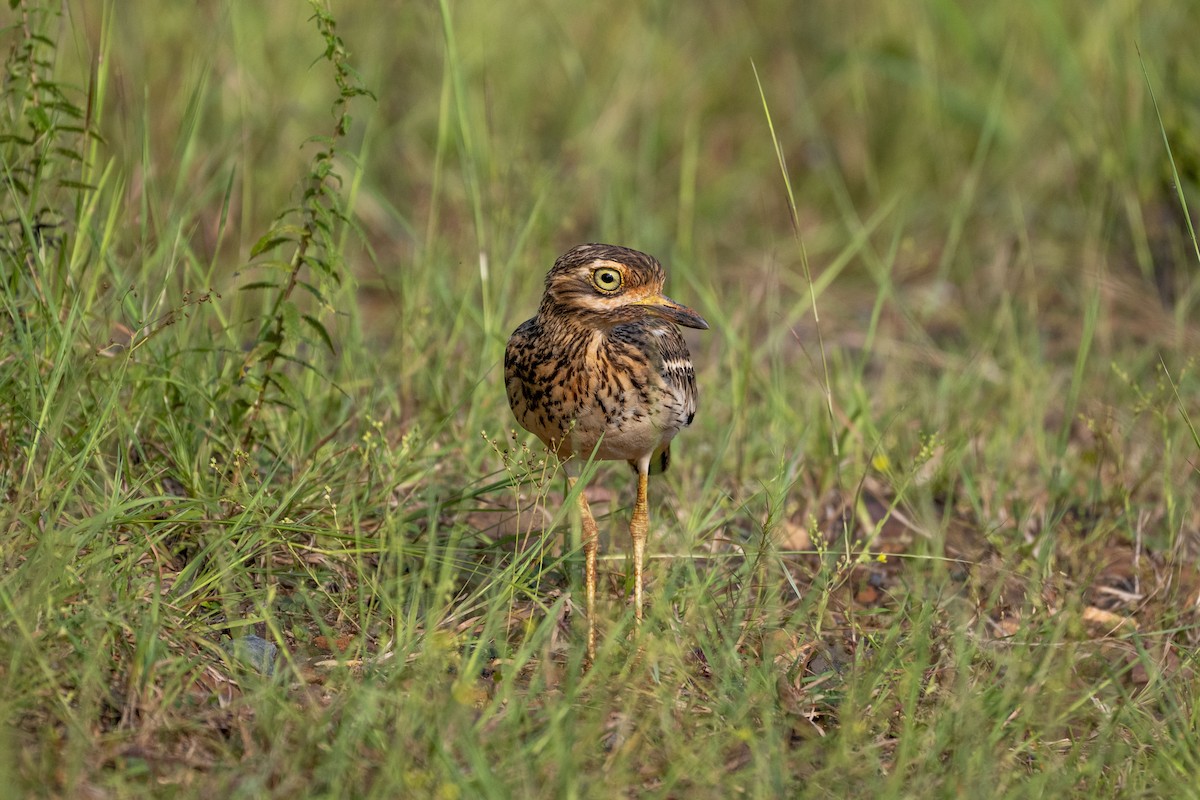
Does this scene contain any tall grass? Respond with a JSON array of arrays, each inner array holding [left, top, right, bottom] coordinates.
[[1, 0, 1198, 796]]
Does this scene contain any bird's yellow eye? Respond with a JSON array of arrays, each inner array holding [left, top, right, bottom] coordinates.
[[591, 267, 623, 294]]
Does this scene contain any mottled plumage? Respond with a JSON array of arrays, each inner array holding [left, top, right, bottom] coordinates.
[[504, 243, 707, 660]]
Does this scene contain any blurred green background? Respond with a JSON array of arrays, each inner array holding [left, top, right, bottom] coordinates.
[[75, 0, 1198, 324]]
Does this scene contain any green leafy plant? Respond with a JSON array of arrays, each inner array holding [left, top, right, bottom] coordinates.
[[0, 1, 98, 494], [1, 1, 94, 296], [227, 1, 373, 471]]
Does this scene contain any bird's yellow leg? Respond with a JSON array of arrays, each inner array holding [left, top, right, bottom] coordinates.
[[629, 467, 650, 624], [569, 476, 599, 664]]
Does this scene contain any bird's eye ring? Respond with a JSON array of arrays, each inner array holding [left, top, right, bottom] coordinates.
[[591, 267, 623, 294]]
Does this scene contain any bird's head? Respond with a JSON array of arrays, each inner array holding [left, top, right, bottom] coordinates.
[[539, 243, 709, 330]]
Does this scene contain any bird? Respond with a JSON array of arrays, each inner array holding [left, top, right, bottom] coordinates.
[[504, 243, 707, 661]]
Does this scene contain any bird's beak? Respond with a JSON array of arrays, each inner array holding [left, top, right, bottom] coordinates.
[[637, 293, 709, 330]]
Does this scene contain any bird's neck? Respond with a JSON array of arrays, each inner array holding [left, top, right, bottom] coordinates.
[[537, 301, 614, 333]]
